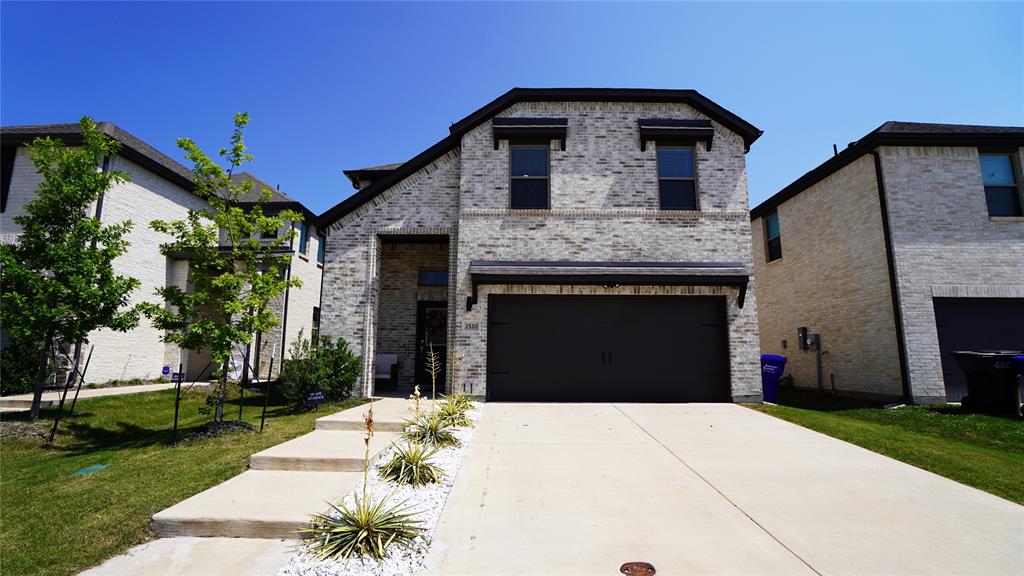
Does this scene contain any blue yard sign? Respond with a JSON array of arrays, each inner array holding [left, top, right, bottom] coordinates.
[[306, 389, 325, 406], [162, 365, 171, 375], [171, 372, 184, 383]]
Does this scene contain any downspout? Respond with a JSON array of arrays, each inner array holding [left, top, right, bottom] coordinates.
[[870, 149, 912, 403]]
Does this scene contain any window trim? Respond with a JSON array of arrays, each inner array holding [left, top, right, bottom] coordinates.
[[316, 234, 325, 265], [509, 142, 551, 210], [764, 211, 782, 262], [979, 152, 1024, 218], [656, 144, 699, 211]]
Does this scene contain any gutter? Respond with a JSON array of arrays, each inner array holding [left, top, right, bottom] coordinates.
[[870, 149, 912, 403]]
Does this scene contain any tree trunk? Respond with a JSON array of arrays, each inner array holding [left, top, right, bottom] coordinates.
[[30, 331, 54, 419], [213, 359, 230, 429]]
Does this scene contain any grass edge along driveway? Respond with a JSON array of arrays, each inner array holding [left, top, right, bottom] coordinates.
[[746, 388, 1024, 505], [1, 387, 367, 576]]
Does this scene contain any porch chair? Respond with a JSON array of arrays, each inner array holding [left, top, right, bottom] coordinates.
[[374, 353, 400, 392]]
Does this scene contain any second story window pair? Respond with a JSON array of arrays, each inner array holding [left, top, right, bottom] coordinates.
[[508, 143, 699, 211]]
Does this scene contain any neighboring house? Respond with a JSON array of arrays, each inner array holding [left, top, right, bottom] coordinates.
[[0, 122, 324, 385], [317, 88, 764, 402], [751, 122, 1024, 404]]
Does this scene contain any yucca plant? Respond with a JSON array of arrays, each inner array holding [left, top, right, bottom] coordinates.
[[436, 396, 473, 428], [301, 493, 422, 560], [403, 411, 460, 448], [440, 392, 474, 414], [379, 442, 444, 486]]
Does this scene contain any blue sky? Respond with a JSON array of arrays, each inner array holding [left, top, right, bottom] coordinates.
[[2, 2, 1021, 213]]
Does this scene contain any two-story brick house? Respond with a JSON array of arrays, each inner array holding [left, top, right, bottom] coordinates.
[[317, 88, 764, 402], [751, 122, 1024, 404], [1, 122, 325, 385]]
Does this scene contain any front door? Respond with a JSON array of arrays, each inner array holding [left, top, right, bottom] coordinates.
[[416, 301, 448, 393]]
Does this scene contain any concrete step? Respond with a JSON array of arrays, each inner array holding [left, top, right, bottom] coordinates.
[[249, 429, 398, 472], [151, 469, 363, 539], [315, 397, 413, 432], [0, 398, 52, 409], [81, 536, 297, 575]]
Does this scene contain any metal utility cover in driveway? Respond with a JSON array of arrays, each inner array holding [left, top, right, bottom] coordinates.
[[486, 295, 729, 402]]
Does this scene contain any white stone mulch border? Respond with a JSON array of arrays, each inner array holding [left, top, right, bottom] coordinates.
[[278, 402, 483, 576]]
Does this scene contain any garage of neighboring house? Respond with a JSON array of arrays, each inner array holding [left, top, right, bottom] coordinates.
[[933, 298, 1024, 402], [469, 260, 748, 403]]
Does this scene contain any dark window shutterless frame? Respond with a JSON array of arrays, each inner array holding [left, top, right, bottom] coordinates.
[[979, 153, 1023, 217], [509, 144, 550, 209], [765, 211, 782, 262], [656, 146, 698, 210]]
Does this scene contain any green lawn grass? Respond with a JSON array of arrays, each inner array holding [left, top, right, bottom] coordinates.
[[0, 386, 366, 576], [747, 387, 1024, 505]]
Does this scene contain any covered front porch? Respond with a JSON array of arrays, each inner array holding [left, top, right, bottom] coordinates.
[[371, 235, 454, 396]]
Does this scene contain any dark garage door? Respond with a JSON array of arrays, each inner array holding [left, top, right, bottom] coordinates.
[[934, 298, 1024, 402], [486, 295, 729, 402]]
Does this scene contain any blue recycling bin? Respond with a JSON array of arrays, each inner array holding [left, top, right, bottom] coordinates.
[[760, 354, 787, 403]]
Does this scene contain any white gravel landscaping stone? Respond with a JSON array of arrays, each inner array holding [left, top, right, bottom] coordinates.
[[278, 402, 483, 576]]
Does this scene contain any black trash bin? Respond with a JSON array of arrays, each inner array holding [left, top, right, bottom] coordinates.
[[950, 350, 1024, 417]]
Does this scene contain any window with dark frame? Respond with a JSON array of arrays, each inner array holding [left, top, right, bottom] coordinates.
[[765, 212, 782, 262], [510, 145, 549, 209], [298, 222, 308, 254], [316, 234, 325, 264], [979, 153, 1023, 217], [1, 146, 16, 213], [657, 146, 697, 210], [418, 270, 449, 286], [312, 306, 321, 344]]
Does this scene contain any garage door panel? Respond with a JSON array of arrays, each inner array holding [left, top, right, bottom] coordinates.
[[486, 295, 729, 402], [933, 298, 1024, 402]]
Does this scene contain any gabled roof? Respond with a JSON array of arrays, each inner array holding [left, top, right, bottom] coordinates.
[[750, 121, 1024, 220], [1, 121, 195, 190], [1, 121, 316, 222], [230, 172, 315, 221], [319, 88, 763, 228]]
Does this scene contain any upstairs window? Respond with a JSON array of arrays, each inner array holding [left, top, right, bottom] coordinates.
[[298, 222, 309, 254], [316, 234, 325, 264], [765, 211, 782, 262], [510, 145, 549, 209], [657, 146, 697, 210], [980, 154, 1022, 217]]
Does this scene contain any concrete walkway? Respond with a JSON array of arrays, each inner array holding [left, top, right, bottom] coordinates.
[[426, 403, 1024, 575], [0, 382, 197, 410], [83, 398, 412, 575]]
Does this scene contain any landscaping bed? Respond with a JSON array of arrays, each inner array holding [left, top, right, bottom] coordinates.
[[747, 387, 1024, 504], [280, 402, 483, 576], [0, 387, 366, 576]]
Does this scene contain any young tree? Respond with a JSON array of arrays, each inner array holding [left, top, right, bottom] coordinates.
[[140, 113, 300, 427], [0, 117, 141, 418]]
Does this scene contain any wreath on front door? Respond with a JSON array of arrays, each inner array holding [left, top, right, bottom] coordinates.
[[424, 309, 446, 336]]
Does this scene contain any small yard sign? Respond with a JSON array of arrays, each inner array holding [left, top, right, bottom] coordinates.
[[170, 372, 185, 383], [306, 389, 325, 407], [162, 365, 171, 375]]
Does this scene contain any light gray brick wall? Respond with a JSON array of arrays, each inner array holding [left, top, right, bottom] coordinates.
[[880, 145, 1024, 403], [321, 151, 461, 395], [752, 155, 902, 399], [320, 101, 760, 399], [0, 147, 43, 243]]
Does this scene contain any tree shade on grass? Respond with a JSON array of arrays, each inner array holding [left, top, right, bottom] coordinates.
[[0, 387, 366, 576], [747, 388, 1024, 505]]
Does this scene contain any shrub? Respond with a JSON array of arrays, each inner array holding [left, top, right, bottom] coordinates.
[[280, 330, 361, 407], [301, 493, 422, 560], [0, 339, 49, 396], [436, 395, 473, 428], [403, 411, 460, 448], [378, 442, 444, 486]]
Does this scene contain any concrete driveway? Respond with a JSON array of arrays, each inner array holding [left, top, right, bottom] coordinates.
[[425, 403, 1023, 575]]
